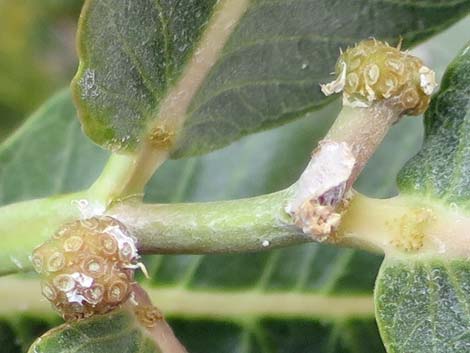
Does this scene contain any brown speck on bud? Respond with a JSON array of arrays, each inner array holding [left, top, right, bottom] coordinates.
[[149, 125, 175, 149], [31, 254, 44, 274], [63, 236, 84, 252], [321, 39, 437, 116], [134, 305, 164, 328], [31, 216, 139, 321]]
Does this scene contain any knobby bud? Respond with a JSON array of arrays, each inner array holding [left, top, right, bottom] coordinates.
[[31, 216, 139, 321], [321, 39, 437, 115]]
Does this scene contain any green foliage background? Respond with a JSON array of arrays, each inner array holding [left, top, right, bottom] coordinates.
[[0, 1, 469, 352], [0, 0, 82, 140]]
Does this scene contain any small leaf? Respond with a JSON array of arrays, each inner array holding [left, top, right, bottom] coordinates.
[[376, 258, 470, 353], [28, 309, 161, 353], [398, 42, 470, 209], [72, 0, 469, 156]]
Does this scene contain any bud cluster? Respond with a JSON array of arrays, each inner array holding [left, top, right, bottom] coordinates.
[[31, 216, 139, 320], [322, 39, 437, 115]]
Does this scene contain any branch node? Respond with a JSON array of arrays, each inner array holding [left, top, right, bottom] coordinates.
[[286, 141, 355, 240]]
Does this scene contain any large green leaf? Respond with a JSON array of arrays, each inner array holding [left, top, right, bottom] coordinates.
[[376, 258, 470, 353], [73, 0, 470, 156], [376, 44, 470, 353], [398, 41, 470, 210]]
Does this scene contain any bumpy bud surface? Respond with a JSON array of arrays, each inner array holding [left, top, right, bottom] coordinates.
[[31, 216, 139, 321], [321, 39, 437, 115]]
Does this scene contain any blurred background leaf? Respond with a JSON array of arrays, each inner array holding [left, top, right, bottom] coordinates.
[[0, 2, 468, 352], [0, 0, 82, 140]]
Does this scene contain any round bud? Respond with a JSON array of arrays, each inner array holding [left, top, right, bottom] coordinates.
[[31, 216, 139, 321], [321, 39, 437, 115]]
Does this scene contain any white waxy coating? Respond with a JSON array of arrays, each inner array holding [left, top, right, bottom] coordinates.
[[104, 225, 138, 261], [65, 273, 95, 304], [419, 66, 437, 96], [286, 141, 355, 214], [320, 61, 347, 96]]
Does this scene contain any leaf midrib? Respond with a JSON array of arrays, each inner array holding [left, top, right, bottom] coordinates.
[[155, 0, 251, 133]]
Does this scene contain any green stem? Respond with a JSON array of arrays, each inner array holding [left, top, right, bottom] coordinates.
[[4, 187, 468, 276], [88, 153, 138, 201], [108, 189, 309, 254], [324, 103, 399, 185], [89, 149, 168, 203], [0, 193, 87, 274], [0, 149, 167, 275], [108, 191, 470, 259]]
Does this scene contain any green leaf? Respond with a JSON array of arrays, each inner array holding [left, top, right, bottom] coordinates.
[[375, 44, 470, 353], [375, 258, 470, 353], [0, 90, 107, 206], [72, 0, 469, 156], [28, 309, 161, 353], [73, 0, 220, 151], [0, 315, 61, 353], [398, 42, 470, 209]]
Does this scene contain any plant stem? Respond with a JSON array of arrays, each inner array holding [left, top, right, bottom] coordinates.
[[286, 38, 437, 240], [338, 194, 470, 258], [3, 189, 469, 276], [0, 193, 87, 274], [109, 191, 470, 258], [131, 284, 188, 353], [108, 189, 309, 254], [324, 103, 400, 186], [285, 102, 401, 239], [88, 154, 137, 200], [89, 149, 169, 203]]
